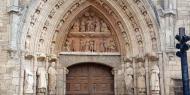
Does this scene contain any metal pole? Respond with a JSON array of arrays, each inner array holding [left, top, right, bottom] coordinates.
[[178, 27, 190, 95], [180, 50, 190, 95]]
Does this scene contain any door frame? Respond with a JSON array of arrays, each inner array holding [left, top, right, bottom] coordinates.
[[57, 52, 121, 95]]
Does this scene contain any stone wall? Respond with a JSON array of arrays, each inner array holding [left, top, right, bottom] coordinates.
[[0, 0, 11, 94], [1, 0, 190, 95]]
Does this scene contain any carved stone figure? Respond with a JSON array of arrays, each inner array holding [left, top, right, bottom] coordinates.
[[38, 39, 45, 53], [24, 69, 34, 94], [117, 64, 125, 95], [81, 17, 86, 32], [50, 42, 55, 54], [80, 39, 86, 51], [52, 30, 59, 42], [100, 20, 109, 32], [25, 36, 31, 53], [30, 13, 38, 26], [65, 39, 72, 52], [85, 39, 95, 52], [87, 17, 95, 32], [137, 61, 146, 95], [95, 17, 100, 32], [72, 20, 80, 32], [89, 40, 95, 52], [138, 41, 144, 57], [124, 62, 134, 95], [48, 62, 57, 95], [108, 40, 117, 52], [37, 67, 47, 95], [99, 39, 108, 52], [150, 64, 160, 95]]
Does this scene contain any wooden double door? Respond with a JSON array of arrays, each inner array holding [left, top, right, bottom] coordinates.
[[66, 63, 114, 95]]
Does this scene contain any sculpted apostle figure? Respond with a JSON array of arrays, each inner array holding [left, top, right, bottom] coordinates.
[[24, 68, 34, 94], [37, 67, 47, 95], [48, 62, 57, 95], [150, 64, 160, 95], [137, 61, 146, 95], [124, 62, 134, 95]]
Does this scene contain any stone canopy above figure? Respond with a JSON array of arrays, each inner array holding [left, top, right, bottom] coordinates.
[[63, 9, 119, 53]]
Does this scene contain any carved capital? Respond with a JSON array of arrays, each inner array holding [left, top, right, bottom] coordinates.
[[134, 55, 145, 62], [36, 52, 47, 61], [48, 54, 57, 62], [25, 53, 34, 60], [145, 52, 159, 61], [123, 56, 133, 63]]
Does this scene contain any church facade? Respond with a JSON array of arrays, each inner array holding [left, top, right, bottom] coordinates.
[[0, 0, 189, 95]]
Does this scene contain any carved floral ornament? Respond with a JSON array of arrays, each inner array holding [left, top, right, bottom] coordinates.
[[23, 0, 159, 57]]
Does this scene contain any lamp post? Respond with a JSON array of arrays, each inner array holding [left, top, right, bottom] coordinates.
[[175, 27, 190, 95]]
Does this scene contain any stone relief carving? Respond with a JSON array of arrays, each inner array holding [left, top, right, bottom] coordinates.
[[100, 20, 110, 32], [24, 68, 34, 94], [55, 0, 65, 9], [48, 9, 56, 19], [108, 39, 117, 52], [50, 42, 56, 54], [63, 10, 118, 52], [150, 64, 160, 95], [99, 38, 108, 52], [52, 30, 59, 43], [25, 36, 31, 53], [124, 61, 134, 95], [137, 61, 146, 95], [132, 0, 158, 51], [38, 39, 45, 53], [71, 19, 80, 32], [30, 13, 38, 26], [79, 39, 86, 51], [37, 67, 47, 95], [64, 39, 73, 52], [48, 62, 57, 95]]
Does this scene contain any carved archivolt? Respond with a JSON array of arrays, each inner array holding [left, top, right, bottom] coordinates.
[[22, 0, 159, 57]]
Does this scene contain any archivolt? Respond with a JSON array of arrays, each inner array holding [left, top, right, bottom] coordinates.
[[19, 0, 160, 57]]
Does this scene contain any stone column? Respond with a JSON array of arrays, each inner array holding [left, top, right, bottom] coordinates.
[[7, 0, 20, 50], [158, 52, 165, 95], [132, 57, 137, 95], [145, 55, 150, 95], [56, 58, 68, 95], [112, 68, 117, 95]]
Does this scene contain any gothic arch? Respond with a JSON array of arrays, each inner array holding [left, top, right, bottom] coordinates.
[[17, 0, 163, 95], [19, 0, 161, 58]]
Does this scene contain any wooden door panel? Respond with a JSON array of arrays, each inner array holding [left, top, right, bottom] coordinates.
[[66, 63, 114, 95]]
